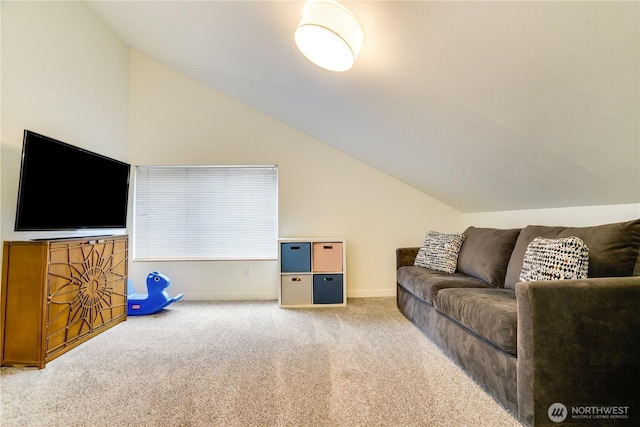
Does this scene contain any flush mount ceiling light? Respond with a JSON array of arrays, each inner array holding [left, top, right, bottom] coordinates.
[[294, 0, 364, 72]]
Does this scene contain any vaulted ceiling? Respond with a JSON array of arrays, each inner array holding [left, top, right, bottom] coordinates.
[[87, 1, 639, 213]]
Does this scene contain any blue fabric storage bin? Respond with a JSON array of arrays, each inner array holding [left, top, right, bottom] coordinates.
[[313, 274, 344, 304], [281, 242, 311, 272]]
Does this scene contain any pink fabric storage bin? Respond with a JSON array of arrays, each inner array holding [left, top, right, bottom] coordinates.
[[313, 242, 343, 272]]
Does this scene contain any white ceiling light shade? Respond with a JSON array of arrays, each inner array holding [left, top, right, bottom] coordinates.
[[294, 0, 364, 72]]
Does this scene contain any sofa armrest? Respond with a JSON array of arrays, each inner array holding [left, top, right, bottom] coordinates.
[[396, 247, 420, 269], [516, 277, 640, 426]]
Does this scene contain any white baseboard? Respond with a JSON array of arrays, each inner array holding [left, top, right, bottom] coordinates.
[[183, 292, 277, 301], [180, 289, 396, 301], [347, 289, 396, 298]]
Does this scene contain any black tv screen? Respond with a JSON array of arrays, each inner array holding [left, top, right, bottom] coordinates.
[[14, 130, 131, 231]]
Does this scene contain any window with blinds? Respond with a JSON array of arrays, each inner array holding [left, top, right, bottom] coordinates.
[[133, 165, 278, 260]]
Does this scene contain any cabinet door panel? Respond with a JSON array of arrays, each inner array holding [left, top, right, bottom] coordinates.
[[46, 239, 127, 358]]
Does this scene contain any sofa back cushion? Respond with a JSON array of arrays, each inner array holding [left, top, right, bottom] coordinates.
[[505, 219, 640, 290], [457, 227, 522, 288]]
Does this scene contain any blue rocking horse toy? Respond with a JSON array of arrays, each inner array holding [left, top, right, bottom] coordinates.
[[127, 271, 183, 316]]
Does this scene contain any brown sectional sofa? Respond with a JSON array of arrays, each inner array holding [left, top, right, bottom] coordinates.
[[396, 220, 640, 426]]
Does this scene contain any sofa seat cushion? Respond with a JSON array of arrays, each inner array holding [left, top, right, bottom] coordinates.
[[433, 288, 518, 355], [397, 266, 493, 305]]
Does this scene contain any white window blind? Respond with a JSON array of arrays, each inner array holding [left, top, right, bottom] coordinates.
[[133, 165, 278, 260]]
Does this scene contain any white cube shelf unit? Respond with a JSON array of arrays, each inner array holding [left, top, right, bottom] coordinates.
[[278, 238, 346, 307]]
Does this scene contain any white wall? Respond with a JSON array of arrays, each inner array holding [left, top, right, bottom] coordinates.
[[127, 51, 463, 300], [10, 3, 634, 301], [464, 203, 640, 229], [1, 3, 3, 244], [1, 1, 130, 243]]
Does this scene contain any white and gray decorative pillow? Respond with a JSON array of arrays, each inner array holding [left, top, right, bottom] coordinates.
[[519, 236, 589, 282], [414, 231, 465, 273]]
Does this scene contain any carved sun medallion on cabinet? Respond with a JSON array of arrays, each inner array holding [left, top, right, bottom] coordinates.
[[47, 239, 128, 356]]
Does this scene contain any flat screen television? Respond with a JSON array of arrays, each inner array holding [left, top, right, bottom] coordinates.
[[14, 130, 131, 231]]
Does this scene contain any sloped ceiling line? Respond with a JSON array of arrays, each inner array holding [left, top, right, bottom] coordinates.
[[86, 0, 640, 213]]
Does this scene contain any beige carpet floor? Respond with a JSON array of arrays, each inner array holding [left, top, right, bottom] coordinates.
[[1, 298, 522, 426]]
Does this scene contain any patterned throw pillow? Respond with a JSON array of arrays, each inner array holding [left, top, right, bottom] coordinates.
[[414, 231, 465, 273], [519, 236, 589, 282]]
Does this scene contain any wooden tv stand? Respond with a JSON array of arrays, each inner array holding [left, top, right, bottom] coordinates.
[[1, 235, 128, 368]]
